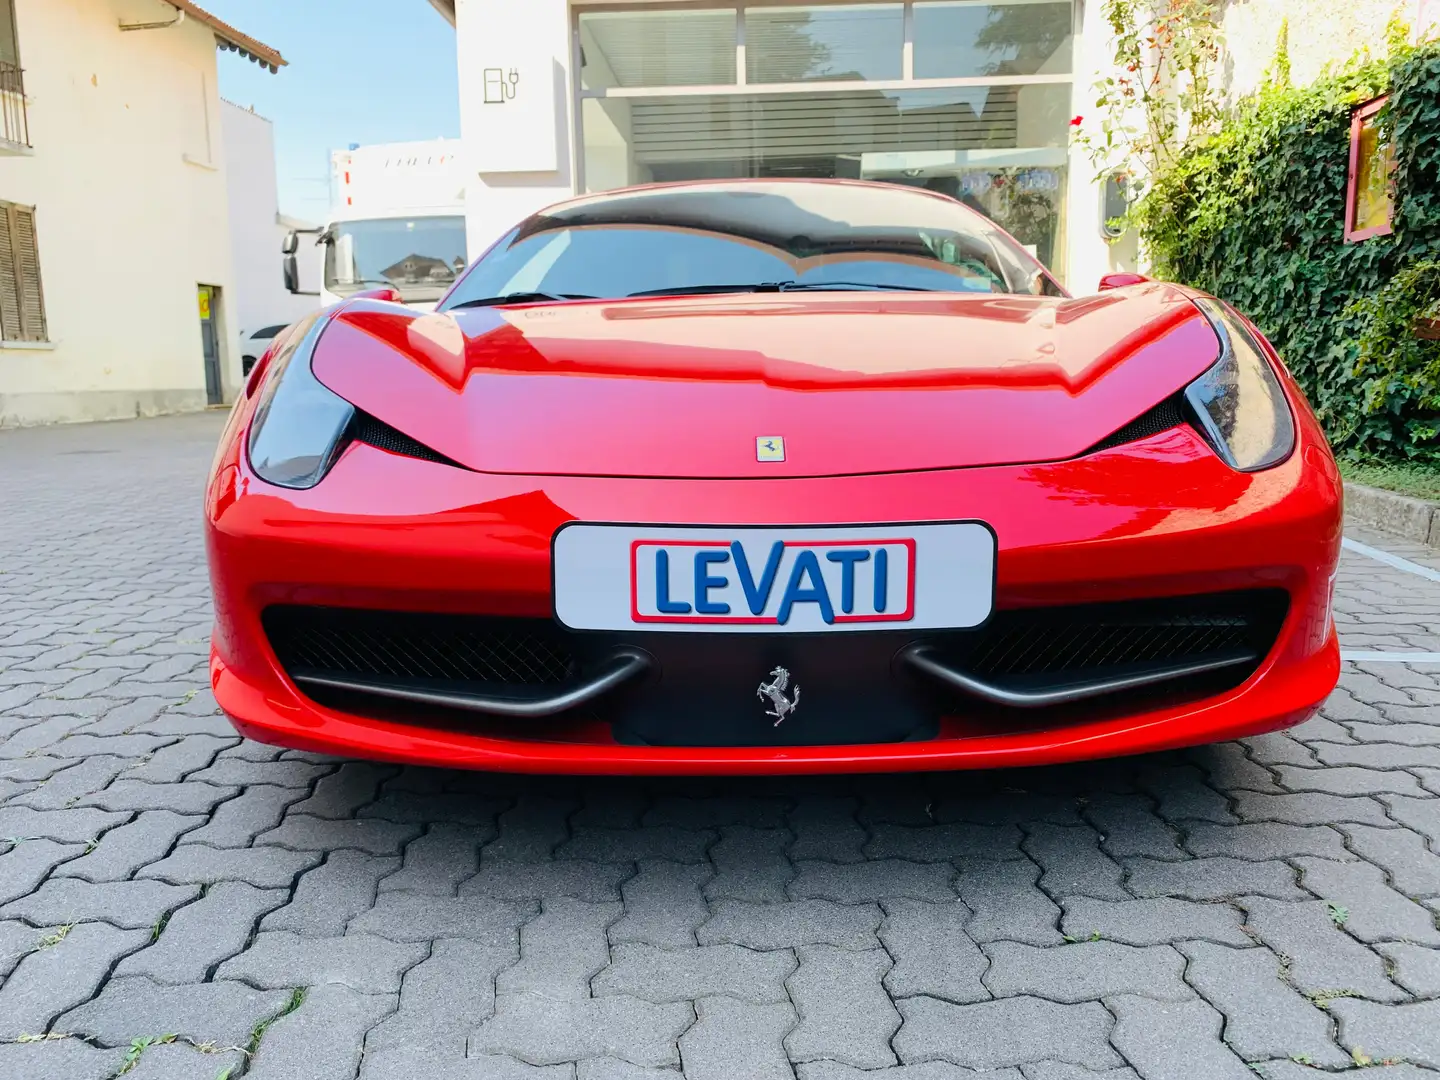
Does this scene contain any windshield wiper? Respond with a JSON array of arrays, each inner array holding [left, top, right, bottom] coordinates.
[[779, 281, 939, 292], [627, 281, 941, 298], [448, 291, 597, 309]]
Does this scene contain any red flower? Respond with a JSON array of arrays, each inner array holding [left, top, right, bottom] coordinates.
[[1070, 115, 1084, 127]]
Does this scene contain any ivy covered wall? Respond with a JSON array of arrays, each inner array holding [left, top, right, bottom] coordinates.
[[1141, 43, 1440, 463]]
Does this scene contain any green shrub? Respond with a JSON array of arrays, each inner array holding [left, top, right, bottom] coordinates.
[[1138, 43, 1440, 463]]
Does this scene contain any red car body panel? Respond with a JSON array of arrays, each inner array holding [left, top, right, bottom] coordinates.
[[313, 286, 1221, 478]]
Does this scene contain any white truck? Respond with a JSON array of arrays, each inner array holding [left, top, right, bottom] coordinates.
[[284, 138, 468, 311]]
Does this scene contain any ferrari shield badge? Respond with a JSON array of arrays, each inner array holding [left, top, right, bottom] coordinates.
[[756, 436, 785, 462], [757, 666, 800, 726]]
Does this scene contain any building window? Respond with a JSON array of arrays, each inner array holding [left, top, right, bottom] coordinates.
[[0, 200, 48, 342], [576, 0, 1077, 279], [1345, 96, 1395, 243], [0, 0, 30, 149]]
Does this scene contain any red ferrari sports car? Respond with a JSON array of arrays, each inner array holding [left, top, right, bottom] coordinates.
[[205, 179, 1342, 775]]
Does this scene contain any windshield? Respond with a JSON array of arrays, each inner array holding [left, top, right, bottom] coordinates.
[[325, 215, 468, 303], [441, 182, 1064, 308]]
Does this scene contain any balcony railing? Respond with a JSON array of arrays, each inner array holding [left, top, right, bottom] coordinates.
[[0, 60, 30, 149]]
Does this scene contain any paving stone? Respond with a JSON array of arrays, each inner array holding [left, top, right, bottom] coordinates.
[[114, 883, 282, 985], [785, 944, 899, 1068], [644, 794, 787, 830], [79, 779, 236, 815], [1338, 824, 1440, 897], [1379, 795, 1440, 846], [1125, 857, 1305, 901], [789, 858, 954, 902], [139, 842, 322, 888], [10, 756, 131, 810], [263, 850, 400, 935], [1083, 793, 1185, 861], [578, 1061, 684, 1080], [0, 919, 45, 980], [1137, 765, 1235, 824], [1331, 998, 1440, 1069], [1024, 824, 1128, 901], [463, 858, 633, 904], [609, 860, 712, 947], [48, 733, 174, 758], [937, 790, 1080, 828], [58, 977, 292, 1047], [0, 922, 149, 1039], [954, 857, 1063, 945], [1244, 732, 1322, 767], [1242, 897, 1405, 1001], [804, 1066, 1026, 1080], [1059, 896, 1250, 946], [894, 996, 1121, 1070], [789, 796, 867, 862], [124, 1042, 246, 1080], [1318, 743, 1440, 769], [348, 890, 532, 945], [0, 1038, 125, 1080], [982, 940, 1189, 1002], [53, 810, 203, 882], [559, 826, 714, 864], [1, 877, 199, 929], [1345, 722, 1440, 746], [680, 996, 795, 1080], [1184, 822, 1350, 860], [0, 838, 86, 904], [1192, 742, 1283, 793], [1179, 941, 1348, 1066], [1254, 1064, 1432, 1080], [1107, 996, 1252, 1080], [376, 823, 482, 896], [879, 897, 988, 1003], [259, 814, 421, 854], [595, 941, 795, 1004], [219, 930, 427, 993], [246, 983, 396, 1080], [0, 805, 127, 844], [365, 938, 515, 1058], [484, 794, 577, 860], [1275, 766, 1425, 797], [1234, 791, 1390, 826], [187, 757, 331, 788], [473, 992, 694, 1067], [359, 790, 505, 827], [865, 822, 1017, 862], [699, 899, 882, 950], [122, 733, 233, 783], [1018, 1066, 1135, 1080], [497, 897, 620, 1000], [179, 784, 304, 847], [286, 761, 396, 819], [704, 827, 793, 903], [1296, 857, 1440, 944]]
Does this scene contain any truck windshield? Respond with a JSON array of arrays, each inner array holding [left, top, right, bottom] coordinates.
[[324, 216, 467, 303]]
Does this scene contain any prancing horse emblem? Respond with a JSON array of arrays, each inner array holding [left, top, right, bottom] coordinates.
[[757, 666, 800, 726]]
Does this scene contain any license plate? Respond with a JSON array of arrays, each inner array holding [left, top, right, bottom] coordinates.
[[552, 522, 995, 633]]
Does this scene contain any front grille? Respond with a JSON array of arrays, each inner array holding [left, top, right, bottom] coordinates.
[[264, 607, 575, 686], [947, 590, 1287, 680], [1085, 395, 1190, 454]]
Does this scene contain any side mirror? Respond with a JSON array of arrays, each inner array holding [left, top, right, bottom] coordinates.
[[1098, 272, 1150, 291], [281, 230, 299, 256], [283, 254, 300, 294], [352, 286, 403, 304]]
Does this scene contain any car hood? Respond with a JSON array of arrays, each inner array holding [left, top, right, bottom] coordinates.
[[310, 285, 1219, 479]]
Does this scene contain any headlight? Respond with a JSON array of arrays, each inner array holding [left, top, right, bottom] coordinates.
[[1184, 298, 1296, 472], [247, 313, 355, 488]]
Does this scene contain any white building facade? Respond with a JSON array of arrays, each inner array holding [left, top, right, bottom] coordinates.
[[220, 100, 319, 345], [429, 0, 1434, 295], [0, 0, 282, 428]]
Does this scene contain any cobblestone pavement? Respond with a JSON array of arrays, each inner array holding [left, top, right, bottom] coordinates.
[[3, 412, 1440, 1080]]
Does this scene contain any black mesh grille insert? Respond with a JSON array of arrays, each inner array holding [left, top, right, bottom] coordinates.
[[264, 607, 575, 686], [1086, 395, 1190, 454], [953, 590, 1287, 679], [351, 413, 463, 468]]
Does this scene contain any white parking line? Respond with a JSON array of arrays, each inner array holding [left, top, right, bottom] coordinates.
[[1342, 650, 1440, 663], [1342, 536, 1440, 584]]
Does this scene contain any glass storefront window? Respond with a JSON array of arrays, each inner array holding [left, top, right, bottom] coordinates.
[[580, 84, 1070, 270], [912, 1, 1074, 78], [579, 8, 737, 89], [745, 4, 904, 83]]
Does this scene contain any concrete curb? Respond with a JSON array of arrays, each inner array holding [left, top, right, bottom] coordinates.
[[1345, 482, 1440, 549]]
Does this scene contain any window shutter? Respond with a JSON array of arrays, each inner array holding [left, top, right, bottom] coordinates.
[[12, 205, 45, 341], [0, 205, 19, 341], [0, 201, 46, 342]]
